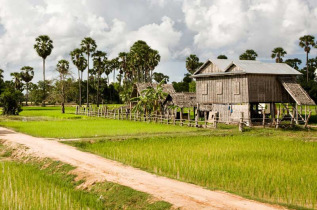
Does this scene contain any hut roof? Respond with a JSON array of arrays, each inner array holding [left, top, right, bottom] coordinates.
[[192, 60, 301, 77], [171, 92, 197, 107], [135, 83, 176, 95]]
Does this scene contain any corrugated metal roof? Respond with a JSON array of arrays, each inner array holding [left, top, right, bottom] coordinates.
[[193, 59, 301, 76], [228, 61, 301, 75]]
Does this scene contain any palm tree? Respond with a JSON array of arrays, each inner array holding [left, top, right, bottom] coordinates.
[[148, 50, 160, 82], [239, 49, 258, 60], [285, 58, 302, 70], [20, 66, 34, 106], [80, 37, 97, 107], [34, 35, 54, 106], [299, 35, 316, 82], [217, 55, 228, 59], [10, 72, 23, 91], [0, 69, 3, 80], [70, 48, 87, 106], [271, 47, 287, 63], [111, 57, 119, 84], [56, 60, 69, 114], [186, 54, 203, 74], [92, 50, 107, 107], [104, 60, 112, 85]]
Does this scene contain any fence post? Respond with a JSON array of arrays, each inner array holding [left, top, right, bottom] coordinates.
[[173, 109, 176, 125], [129, 103, 132, 121], [304, 111, 312, 129], [291, 109, 295, 128], [214, 112, 218, 129], [276, 110, 280, 129], [239, 112, 244, 132], [204, 111, 207, 128], [188, 109, 191, 127], [262, 109, 265, 128], [167, 110, 170, 124], [160, 111, 163, 124], [114, 109, 116, 119], [195, 103, 200, 127], [180, 108, 183, 126]]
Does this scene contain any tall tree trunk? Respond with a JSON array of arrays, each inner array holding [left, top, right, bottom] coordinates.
[[306, 51, 309, 83], [87, 53, 90, 107], [113, 69, 115, 84], [26, 83, 29, 106], [42, 58, 46, 107], [78, 69, 82, 107], [97, 70, 100, 107]]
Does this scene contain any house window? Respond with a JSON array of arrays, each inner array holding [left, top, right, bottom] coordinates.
[[202, 83, 208, 95], [233, 81, 240, 95], [216, 82, 223, 95]]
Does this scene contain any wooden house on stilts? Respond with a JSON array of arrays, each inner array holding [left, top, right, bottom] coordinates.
[[191, 59, 315, 126]]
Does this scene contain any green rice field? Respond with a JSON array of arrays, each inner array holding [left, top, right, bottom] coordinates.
[[0, 145, 171, 210], [68, 133, 317, 209]]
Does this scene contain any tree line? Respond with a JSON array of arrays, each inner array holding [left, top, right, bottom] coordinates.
[[0, 34, 317, 115]]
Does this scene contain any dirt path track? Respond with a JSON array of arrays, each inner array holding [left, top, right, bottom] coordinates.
[[0, 127, 283, 210]]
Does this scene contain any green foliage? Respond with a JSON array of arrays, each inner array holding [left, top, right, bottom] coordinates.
[[0, 88, 23, 115], [153, 72, 169, 84], [132, 81, 167, 114], [72, 133, 317, 209], [217, 55, 228, 59], [34, 35, 54, 59], [186, 54, 203, 74], [271, 47, 287, 63], [172, 73, 193, 92], [239, 49, 258, 60]]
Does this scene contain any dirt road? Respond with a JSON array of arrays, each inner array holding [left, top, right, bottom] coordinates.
[[0, 127, 283, 210]]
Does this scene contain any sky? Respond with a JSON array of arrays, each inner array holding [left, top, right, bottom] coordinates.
[[0, 0, 317, 83]]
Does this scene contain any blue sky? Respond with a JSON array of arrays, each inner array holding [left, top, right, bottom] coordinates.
[[0, 0, 316, 83]]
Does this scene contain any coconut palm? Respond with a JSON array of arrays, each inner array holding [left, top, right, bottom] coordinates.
[[299, 35, 316, 82], [92, 50, 107, 107], [20, 66, 34, 106], [285, 58, 302, 70], [70, 48, 87, 106], [217, 55, 228, 59], [34, 35, 54, 106], [239, 49, 258, 60], [186, 54, 203, 74], [271, 47, 287, 63], [80, 37, 97, 107], [56, 60, 70, 113]]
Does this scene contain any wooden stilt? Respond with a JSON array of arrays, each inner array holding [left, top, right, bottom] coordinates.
[[239, 112, 244, 132]]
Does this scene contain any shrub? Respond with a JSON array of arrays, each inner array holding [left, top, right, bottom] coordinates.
[[0, 89, 23, 115]]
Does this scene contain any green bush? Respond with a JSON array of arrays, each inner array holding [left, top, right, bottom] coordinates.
[[0, 89, 23, 115]]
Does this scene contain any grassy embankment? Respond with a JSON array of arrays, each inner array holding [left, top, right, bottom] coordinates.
[[0, 144, 171, 209]]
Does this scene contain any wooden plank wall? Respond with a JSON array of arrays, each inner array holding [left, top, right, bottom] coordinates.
[[247, 75, 292, 103], [196, 75, 249, 104], [212, 104, 249, 122], [200, 62, 222, 73]]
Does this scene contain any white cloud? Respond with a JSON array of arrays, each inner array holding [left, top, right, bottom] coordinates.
[[182, 0, 317, 58]]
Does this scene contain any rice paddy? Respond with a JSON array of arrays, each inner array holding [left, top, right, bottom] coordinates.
[[0, 145, 171, 210], [69, 133, 317, 209]]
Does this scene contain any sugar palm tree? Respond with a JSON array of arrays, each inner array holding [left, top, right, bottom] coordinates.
[[80, 37, 97, 107], [93, 50, 107, 107], [217, 55, 228, 59], [239, 49, 258, 60], [0, 69, 3, 80], [56, 60, 70, 113], [34, 35, 53, 106], [111, 57, 119, 84], [186, 54, 203, 74], [148, 50, 160, 82], [70, 48, 87, 106], [10, 72, 23, 91], [285, 58, 302, 70], [299, 35, 316, 82], [271, 47, 287, 63], [20, 66, 34, 106]]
